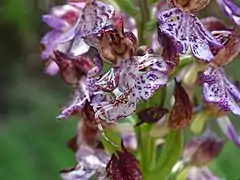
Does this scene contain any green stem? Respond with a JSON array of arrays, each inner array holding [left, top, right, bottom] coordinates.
[[136, 0, 150, 45]]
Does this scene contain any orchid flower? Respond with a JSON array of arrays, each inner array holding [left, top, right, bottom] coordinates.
[[55, 53, 103, 119], [41, 4, 85, 60], [56, 0, 115, 55], [157, 8, 223, 61], [92, 54, 169, 123]]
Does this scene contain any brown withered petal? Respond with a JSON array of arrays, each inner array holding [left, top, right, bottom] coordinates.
[[136, 106, 169, 126], [184, 136, 225, 167], [168, 0, 210, 12], [201, 17, 232, 31], [106, 142, 143, 180], [53, 51, 94, 86], [158, 30, 179, 74], [168, 79, 193, 130], [212, 30, 240, 66]]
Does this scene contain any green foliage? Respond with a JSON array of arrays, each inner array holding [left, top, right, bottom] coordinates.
[[153, 130, 183, 180]]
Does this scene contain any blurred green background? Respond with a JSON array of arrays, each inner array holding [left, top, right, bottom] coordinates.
[[0, 0, 240, 179]]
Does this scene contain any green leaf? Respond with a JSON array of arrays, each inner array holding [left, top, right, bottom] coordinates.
[[111, 0, 139, 17], [101, 128, 122, 154], [152, 130, 183, 179]]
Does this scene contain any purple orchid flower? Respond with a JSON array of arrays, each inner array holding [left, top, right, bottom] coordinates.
[[203, 65, 240, 116], [55, 0, 115, 55], [157, 8, 223, 61], [60, 144, 110, 180], [216, 0, 240, 26], [41, 4, 89, 60], [91, 54, 169, 123]]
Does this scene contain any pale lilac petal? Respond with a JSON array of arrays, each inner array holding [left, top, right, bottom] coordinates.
[[95, 68, 118, 92], [76, 145, 110, 169], [203, 66, 240, 115], [225, 77, 240, 100], [188, 167, 220, 180], [69, 35, 90, 56], [217, 116, 240, 147], [217, 0, 240, 26], [44, 61, 59, 75], [56, 1, 114, 44], [56, 15, 81, 43], [203, 66, 225, 103], [122, 132, 137, 151], [78, 1, 115, 36], [157, 8, 223, 61], [51, 4, 79, 17], [41, 31, 61, 59], [42, 14, 68, 30], [93, 92, 137, 123], [60, 164, 95, 180], [135, 71, 168, 100], [87, 56, 103, 78], [226, 95, 240, 115], [57, 82, 88, 119]]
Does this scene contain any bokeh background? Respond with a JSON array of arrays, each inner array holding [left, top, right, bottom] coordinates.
[[0, 0, 240, 179]]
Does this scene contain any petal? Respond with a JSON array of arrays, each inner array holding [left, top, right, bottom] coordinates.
[[88, 55, 103, 77], [79, 0, 115, 36], [95, 68, 118, 92], [203, 66, 240, 116], [188, 167, 221, 180], [44, 60, 59, 75], [76, 145, 109, 169], [157, 8, 223, 61], [217, 116, 240, 147], [225, 75, 240, 100], [57, 82, 88, 119], [51, 4, 79, 17], [40, 31, 61, 59], [217, 0, 240, 26], [60, 164, 95, 180], [55, 15, 81, 43], [135, 71, 168, 100], [94, 92, 137, 123], [203, 66, 227, 103], [68, 35, 90, 56], [42, 14, 68, 30]]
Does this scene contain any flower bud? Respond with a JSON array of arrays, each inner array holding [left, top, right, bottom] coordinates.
[[168, 0, 211, 12], [168, 79, 193, 130], [183, 135, 225, 167], [106, 142, 143, 180]]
